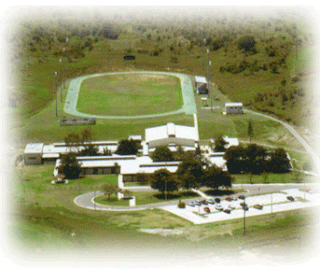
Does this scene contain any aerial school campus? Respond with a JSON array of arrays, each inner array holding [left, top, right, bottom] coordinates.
[[5, 6, 320, 266]]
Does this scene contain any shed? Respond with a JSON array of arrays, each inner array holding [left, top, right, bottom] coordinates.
[[225, 102, 243, 114]]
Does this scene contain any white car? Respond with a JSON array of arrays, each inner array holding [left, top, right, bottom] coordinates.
[[215, 204, 223, 211]]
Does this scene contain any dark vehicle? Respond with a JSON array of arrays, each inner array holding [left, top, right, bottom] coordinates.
[[287, 196, 295, 201], [196, 84, 208, 94], [203, 207, 210, 213], [238, 195, 245, 200], [214, 198, 221, 203], [224, 209, 231, 214], [253, 204, 263, 210], [242, 205, 249, 211]]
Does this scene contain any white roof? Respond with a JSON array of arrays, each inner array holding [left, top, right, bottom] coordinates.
[[24, 143, 44, 154], [145, 123, 198, 143], [195, 76, 207, 84], [206, 155, 228, 171], [225, 102, 243, 107]]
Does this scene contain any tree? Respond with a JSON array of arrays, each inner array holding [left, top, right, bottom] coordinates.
[[102, 183, 119, 199], [224, 145, 246, 174], [65, 132, 81, 153], [136, 172, 150, 186], [58, 152, 82, 179], [175, 145, 185, 161], [268, 148, 291, 172], [203, 164, 233, 190], [244, 144, 267, 174], [115, 139, 138, 155], [150, 168, 178, 195], [213, 136, 229, 152], [237, 35, 256, 52], [151, 146, 174, 162], [248, 120, 254, 143], [176, 156, 204, 190]]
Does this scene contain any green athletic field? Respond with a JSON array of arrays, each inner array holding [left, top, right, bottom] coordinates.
[[76, 73, 183, 116]]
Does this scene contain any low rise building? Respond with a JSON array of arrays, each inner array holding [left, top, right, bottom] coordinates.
[[225, 102, 243, 114]]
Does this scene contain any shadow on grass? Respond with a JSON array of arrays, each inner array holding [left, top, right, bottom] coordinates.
[[153, 191, 199, 200], [204, 189, 235, 197]]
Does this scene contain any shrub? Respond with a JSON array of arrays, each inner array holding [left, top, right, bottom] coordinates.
[[178, 201, 186, 208]]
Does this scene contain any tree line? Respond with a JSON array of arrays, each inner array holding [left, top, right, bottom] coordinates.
[[224, 144, 292, 174]]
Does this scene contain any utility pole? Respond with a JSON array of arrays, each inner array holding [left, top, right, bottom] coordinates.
[[243, 197, 246, 236], [54, 71, 58, 117]]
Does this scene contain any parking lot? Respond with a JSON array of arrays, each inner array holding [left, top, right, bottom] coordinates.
[[161, 189, 320, 224]]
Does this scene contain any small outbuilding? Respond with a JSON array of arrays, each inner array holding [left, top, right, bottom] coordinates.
[[225, 102, 243, 114], [195, 76, 208, 94]]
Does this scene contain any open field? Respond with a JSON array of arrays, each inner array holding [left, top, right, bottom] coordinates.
[[77, 73, 183, 116]]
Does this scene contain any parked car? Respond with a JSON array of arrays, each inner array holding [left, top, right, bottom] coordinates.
[[203, 207, 210, 213], [206, 199, 215, 204], [215, 204, 223, 211], [188, 201, 195, 207], [224, 209, 231, 214], [287, 196, 295, 201], [225, 197, 232, 201], [231, 196, 238, 201], [195, 200, 202, 206], [201, 199, 208, 205], [253, 204, 263, 210], [228, 204, 235, 210], [238, 195, 245, 200], [214, 198, 221, 203]]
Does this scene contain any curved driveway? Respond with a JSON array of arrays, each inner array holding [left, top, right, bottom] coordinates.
[[64, 71, 197, 119], [74, 183, 317, 212]]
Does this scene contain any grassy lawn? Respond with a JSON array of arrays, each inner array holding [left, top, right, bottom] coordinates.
[[94, 190, 200, 206], [77, 73, 183, 116]]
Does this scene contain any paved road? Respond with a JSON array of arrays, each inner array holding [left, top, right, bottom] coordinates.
[[64, 71, 197, 119], [245, 109, 320, 175], [74, 183, 320, 212]]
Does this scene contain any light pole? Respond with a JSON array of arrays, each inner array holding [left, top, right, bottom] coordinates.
[[165, 179, 167, 201], [54, 71, 58, 117], [243, 196, 246, 236], [271, 192, 273, 214]]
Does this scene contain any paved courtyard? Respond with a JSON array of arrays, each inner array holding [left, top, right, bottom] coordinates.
[[161, 188, 320, 224]]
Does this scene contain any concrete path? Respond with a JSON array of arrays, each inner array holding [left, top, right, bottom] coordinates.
[[64, 71, 197, 119]]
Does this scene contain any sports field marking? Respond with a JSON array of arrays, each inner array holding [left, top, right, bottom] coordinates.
[[64, 71, 197, 119]]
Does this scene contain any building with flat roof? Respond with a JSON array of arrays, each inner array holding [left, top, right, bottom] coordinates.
[[225, 102, 243, 114], [24, 143, 44, 164]]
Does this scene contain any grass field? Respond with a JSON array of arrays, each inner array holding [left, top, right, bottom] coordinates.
[[77, 73, 183, 116]]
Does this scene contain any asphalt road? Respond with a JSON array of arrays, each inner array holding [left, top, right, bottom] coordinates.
[[74, 183, 320, 212]]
